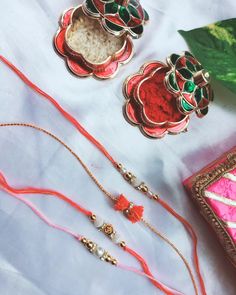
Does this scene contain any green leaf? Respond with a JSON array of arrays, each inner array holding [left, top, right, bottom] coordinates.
[[179, 18, 236, 94]]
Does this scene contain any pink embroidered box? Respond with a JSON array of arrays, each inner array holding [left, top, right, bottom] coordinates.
[[184, 147, 236, 267]]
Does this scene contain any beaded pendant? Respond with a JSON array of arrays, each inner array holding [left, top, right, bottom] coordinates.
[[54, 0, 149, 79], [123, 51, 214, 138]]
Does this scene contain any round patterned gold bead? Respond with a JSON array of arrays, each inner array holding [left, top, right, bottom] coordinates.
[[103, 224, 114, 236]]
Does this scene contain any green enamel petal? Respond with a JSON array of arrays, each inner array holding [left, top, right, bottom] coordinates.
[[131, 25, 143, 36], [130, 0, 139, 8], [195, 63, 203, 71], [186, 60, 196, 72], [184, 81, 196, 93], [128, 5, 140, 19], [194, 87, 202, 103], [85, 0, 98, 13], [181, 99, 194, 112], [185, 51, 195, 58], [178, 68, 193, 79], [119, 6, 130, 23], [200, 107, 209, 115], [168, 72, 179, 91], [105, 19, 123, 31], [144, 9, 149, 21], [105, 2, 118, 14], [202, 87, 209, 99], [179, 18, 236, 94], [170, 54, 180, 66]]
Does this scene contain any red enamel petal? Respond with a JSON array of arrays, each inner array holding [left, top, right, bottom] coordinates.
[[167, 116, 189, 133], [175, 71, 186, 91], [67, 58, 92, 76], [93, 0, 105, 14], [182, 93, 197, 108], [106, 15, 126, 27], [142, 125, 168, 138], [94, 61, 119, 79], [61, 8, 74, 28], [54, 29, 66, 55], [198, 97, 210, 109], [188, 56, 198, 66], [137, 5, 144, 19], [128, 16, 142, 27], [142, 62, 165, 76], [124, 62, 165, 99], [142, 116, 189, 138], [176, 56, 187, 69], [118, 38, 133, 62], [125, 99, 140, 125]]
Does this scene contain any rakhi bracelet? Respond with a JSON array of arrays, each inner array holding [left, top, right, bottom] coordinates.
[[0, 123, 198, 295], [0, 55, 206, 295], [0, 172, 183, 295]]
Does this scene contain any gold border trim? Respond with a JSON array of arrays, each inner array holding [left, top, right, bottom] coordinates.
[[190, 151, 236, 267]]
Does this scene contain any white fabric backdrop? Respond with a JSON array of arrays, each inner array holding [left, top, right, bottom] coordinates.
[[0, 0, 235, 294]]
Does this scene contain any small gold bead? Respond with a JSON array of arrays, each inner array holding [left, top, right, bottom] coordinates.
[[117, 163, 123, 170], [119, 241, 126, 248], [125, 172, 133, 181], [124, 209, 129, 215], [140, 185, 148, 193], [129, 202, 134, 208], [112, 259, 117, 266], [81, 237, 87, 244], [152, 194, 159, 201], [90, 214, 96, 221], [87, 241, 94, 249], [105, 254, 112, 262]]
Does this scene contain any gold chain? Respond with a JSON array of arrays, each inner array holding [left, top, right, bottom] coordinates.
[[0, 123, 198, 295], [141, 218, 198, 294]]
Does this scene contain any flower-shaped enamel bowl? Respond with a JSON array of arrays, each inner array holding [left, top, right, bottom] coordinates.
[[83, 0, 149, 38], [54, 0, 149, 79], [54, 5, 134, 79], [123, 52, 214, 139]]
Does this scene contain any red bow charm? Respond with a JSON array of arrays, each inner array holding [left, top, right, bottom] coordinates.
[[114, 194, 144, 224]]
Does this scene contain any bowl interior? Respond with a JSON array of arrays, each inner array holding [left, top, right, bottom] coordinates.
[[66, 8, 125, 65]]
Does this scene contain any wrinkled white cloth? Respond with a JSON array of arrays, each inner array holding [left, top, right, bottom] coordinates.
[[0, 1, 236, 295]]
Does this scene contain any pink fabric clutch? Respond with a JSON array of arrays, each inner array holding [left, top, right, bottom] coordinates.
[[184, 147, 236, 267]]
